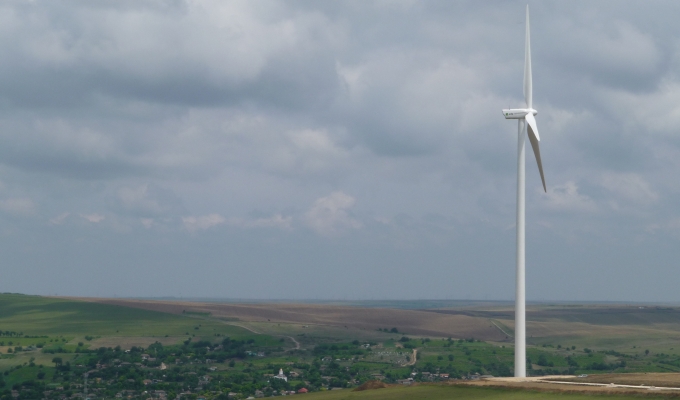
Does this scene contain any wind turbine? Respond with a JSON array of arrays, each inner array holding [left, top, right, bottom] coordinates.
[[501, 5, 546, 378]]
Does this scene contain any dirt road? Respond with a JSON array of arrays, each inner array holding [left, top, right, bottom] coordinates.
[[404, 349, 417, 366], [463, 375, 680, 395], [287, 335, 301, 350]]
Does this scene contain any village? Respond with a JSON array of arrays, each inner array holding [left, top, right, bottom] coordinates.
[[2, 335, 499, 400]]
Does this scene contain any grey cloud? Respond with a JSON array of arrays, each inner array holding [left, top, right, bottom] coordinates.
[[1, 0, 680, 301], [541, 17, 664, 92], [108, 183, 186, 218], [0, 1, 343, 110]]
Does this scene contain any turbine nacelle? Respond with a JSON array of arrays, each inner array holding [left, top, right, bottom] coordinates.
[[502, 108, 537, 120]]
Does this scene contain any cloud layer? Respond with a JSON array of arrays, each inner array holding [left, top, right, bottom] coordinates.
[[1, 1, 680, 301]]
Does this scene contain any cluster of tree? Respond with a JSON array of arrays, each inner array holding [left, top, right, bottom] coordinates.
[[0, 380, 44, 400], [398, 337, 417, 349], [313, 342, 367, 357], [377, 328, 400, 333], [0, 331, 23, 337]]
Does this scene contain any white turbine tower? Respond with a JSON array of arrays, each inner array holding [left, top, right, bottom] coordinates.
[[502, 5, 546, 378]]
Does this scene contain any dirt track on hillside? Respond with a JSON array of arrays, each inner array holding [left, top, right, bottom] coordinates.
[[65, 297, 508, 341], [461, 374, 680, 395], [548, 373, 680, 388]]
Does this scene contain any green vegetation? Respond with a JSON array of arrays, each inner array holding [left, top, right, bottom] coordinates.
[[0, 294, 249, 337], [183, 310, 212, 317], [2, 295, 680, 399], [300, 385, 668, 400]]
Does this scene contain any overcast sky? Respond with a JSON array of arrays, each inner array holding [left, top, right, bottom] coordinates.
[[1, 0, 680, 302]]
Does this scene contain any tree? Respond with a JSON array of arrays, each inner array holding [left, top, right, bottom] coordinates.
[[52, 357, 63, 367]]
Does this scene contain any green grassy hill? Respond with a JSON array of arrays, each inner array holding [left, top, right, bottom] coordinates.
[[0, 294, 251, 338]]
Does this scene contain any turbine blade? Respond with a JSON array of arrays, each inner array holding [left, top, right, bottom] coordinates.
[[525, 113, 545, 192], [523, 5, 532, 109], [524, 112, 540, 141]]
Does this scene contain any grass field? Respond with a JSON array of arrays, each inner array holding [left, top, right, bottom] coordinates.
[[299, 385, 671, 400], [4, 294, 680, 399], [427, 304, 680, 355], [0, 293, 284, 377], [67, 296, 680, 376], [81, 298, 680, 355], [85, 298, 508, 340], [0, 294, 254, 338]]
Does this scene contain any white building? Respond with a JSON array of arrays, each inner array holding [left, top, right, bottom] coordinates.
[[274, 369, 288, 382]]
